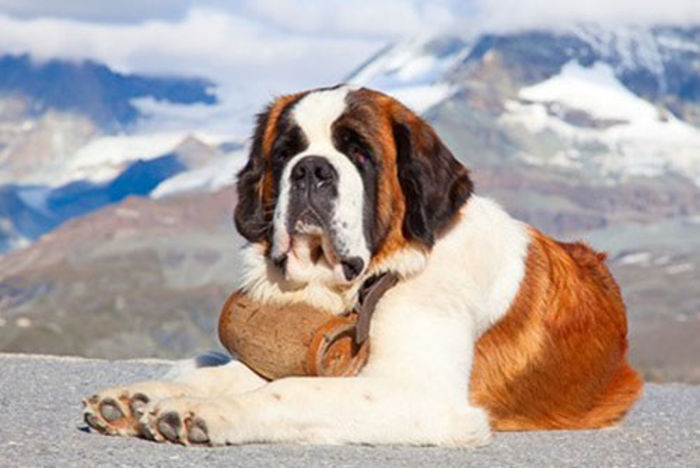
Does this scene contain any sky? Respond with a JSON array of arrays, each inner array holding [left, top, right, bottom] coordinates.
[[0, 0, 697, 137]]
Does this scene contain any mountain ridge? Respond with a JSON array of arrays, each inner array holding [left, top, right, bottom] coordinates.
[[0, 53, 218, 129]]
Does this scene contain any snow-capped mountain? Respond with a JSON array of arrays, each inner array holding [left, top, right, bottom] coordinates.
[[0, 54, 217, 129], [2, 24, 700, 371], [349, 25, 700, 186], [0, 133, 245, 253], [346, 36, 469, 113], [0, 54, 246, 252], [0, 54, 224, 186]]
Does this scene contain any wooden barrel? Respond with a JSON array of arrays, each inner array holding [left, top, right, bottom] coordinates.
[[218, 290, 368, 380]]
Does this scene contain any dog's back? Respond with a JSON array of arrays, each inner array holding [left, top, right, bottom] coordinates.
[[470, 228, 642, 430]]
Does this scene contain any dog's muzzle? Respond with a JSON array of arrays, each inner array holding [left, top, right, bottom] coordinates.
[[287, 155, 337, 235], [282, 155, 365, 282]]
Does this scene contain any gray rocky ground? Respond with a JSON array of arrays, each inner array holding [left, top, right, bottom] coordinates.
[[0, 353, 698, 468]]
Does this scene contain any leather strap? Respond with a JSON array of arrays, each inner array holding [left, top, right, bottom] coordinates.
[[353, 272, 399, 345]]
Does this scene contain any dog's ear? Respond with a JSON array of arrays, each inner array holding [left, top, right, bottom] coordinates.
[[392, 119, 473, 247], [234, 109, 270, 242]]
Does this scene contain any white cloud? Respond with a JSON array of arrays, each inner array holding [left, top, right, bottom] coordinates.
[[2, 1, 695, 84], [0, 0, 191, 23], [0, 7, 384, 136], [0, 2, 472, 136], [0, 0, 697, 137], [0, 0, 467, 34], [471, 0, 700, 31], [237, 0, 461, 38], [0, 8, 375, 77]]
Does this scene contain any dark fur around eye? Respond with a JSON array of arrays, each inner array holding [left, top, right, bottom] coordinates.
[[337, 128, 373, 167], [271, 126, 305, 177], [274, 128, 303, 160]]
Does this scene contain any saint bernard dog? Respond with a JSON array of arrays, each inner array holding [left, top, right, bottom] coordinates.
[[83, 85, 642, 447]]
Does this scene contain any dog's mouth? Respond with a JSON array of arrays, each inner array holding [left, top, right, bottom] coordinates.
[[272, 209, 336, 279], [290, 209, 337, 263], [273, 209, 363, 284], [291, 229, 338, 268]]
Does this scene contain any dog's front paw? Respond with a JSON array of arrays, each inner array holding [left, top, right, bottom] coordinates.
[[82, 381, 191, 437], [138, 397, 227, 446], [82, 388, 151, 436]]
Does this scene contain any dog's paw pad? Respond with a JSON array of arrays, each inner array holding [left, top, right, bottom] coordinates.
[[157, 412, 183, 443], [186, 417, 210, 445], [99, 398, 124, 422]]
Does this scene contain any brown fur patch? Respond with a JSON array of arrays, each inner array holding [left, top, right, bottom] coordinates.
[[470, 228, 642, 430], [369, 95, 414, 266], [259, 93, 306, 206]]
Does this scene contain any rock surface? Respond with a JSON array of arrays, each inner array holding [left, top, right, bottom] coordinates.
[[0, 353, 698, 467]]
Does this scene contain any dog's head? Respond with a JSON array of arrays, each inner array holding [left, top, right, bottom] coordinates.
[[235, 85, 472, 286]]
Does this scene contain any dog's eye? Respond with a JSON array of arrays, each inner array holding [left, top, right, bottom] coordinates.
[[340, 129, 352, 144], [275, 148, 290, 161], [338, 128, 371, 166], [349, 142, 367, 165]]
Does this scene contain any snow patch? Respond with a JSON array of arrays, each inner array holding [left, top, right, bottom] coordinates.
[[349, 37, 467, 114], [570, 24, 665, 83], [15, 317, 32, 328], [151, 150, 247, 199], [519, 61, 658, 122], [387, 84, 453, 114], [666, 263, 695, 275], [503, 61, 700, 185], [653, 255, 672, 266], [65, 132, 224, 185], [618, 251, 652, 266]]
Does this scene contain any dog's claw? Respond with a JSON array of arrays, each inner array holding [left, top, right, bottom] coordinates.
[[130, 393, 150, 418], [84, 411, 108, 431]]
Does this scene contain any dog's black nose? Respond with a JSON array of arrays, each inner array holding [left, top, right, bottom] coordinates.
[[341, 257, 365, 281], [291, 156, 337, 188]]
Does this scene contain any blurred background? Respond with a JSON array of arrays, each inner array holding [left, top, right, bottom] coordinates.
[[0, 0, 698, 383]]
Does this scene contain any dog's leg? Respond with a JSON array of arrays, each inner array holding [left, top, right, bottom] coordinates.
[[137, 376, 490, 447], [132, 282, 492, 447], [83, 359, 266, 436]]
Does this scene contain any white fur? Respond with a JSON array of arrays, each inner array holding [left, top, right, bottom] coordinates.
[[361, 197, 530, 389], [367, 243, 429, 279], [90, 196, 531, 447], [240, 242, 357, 313], [272, 86, 371, 285]]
